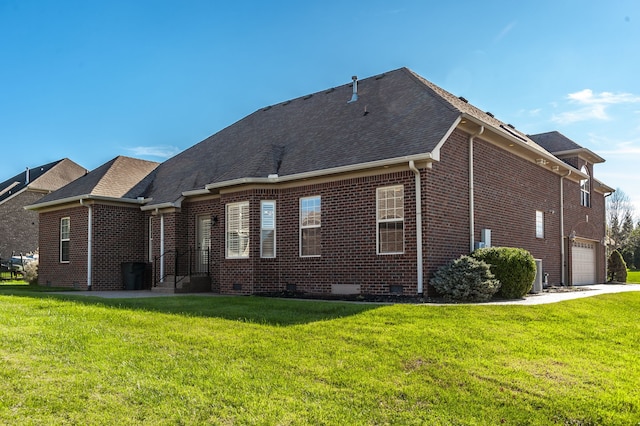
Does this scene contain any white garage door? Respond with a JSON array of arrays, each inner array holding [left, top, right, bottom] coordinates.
[[572, 240, 596, 285]]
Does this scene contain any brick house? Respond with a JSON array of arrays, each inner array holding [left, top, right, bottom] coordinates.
[[27, 68, 612, 294], [0, 159, 86, 259]]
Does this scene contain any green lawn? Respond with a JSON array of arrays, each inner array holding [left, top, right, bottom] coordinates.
[[1, 288, 639, 425], [627, 269, 640, 283]]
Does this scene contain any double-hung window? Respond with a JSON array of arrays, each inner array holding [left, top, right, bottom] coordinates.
[[300, 196, 321, 256], [261, 201, 276, 258], [60, 217, 70, 263], [226, 201, 250, 258], [377, 185, 404, 254]]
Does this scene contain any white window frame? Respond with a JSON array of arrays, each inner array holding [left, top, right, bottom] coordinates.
[[580, 165, 590, 207], [376, 185, 405, 255], [60, 217, 70, 263], [226, 201, 250, 259], [260, 200, 276, 258], [300, 196, 321, 257], [535, 210, 544, 239]]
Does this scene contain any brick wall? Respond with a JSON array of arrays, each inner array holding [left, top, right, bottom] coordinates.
[[39, 207, 88, 288], [0, 191, 43, 258], [39, 203, 146, 290], [91, 204, 146, 290]]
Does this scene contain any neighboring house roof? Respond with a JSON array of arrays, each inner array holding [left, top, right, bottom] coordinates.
[[0, 158, 86, 203], [144, 67, 570, 207], [529, 131, 605, 164], [35, 156, 159, 205]]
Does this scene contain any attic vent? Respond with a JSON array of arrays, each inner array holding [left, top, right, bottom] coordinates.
[[458, 96, 468, 103], [262, 106, 272, 112], [347, 75, 358, 103], [281, 100, 291, 106], [486, 111, 494, 118], [375, 73, 386, 80], [303, 94, 313, 100], [325, 87, 335, 94], [507, 123, 515, 129]]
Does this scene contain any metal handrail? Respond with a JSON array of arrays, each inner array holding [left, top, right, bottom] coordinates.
[[153, 248, 210, 288]]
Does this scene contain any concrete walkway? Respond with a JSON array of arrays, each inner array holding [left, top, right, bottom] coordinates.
[[57, 283, 640, 305]]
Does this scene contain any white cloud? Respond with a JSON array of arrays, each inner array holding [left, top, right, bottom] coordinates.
[[551, 89, 640, 124], [126, 145, 180, 159]]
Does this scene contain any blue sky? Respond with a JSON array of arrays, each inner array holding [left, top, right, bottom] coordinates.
[[1, 1, 639, 211]]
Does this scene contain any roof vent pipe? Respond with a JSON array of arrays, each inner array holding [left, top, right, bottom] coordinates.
[[25, 167, 30, 184], [347, 76, 358, 103]]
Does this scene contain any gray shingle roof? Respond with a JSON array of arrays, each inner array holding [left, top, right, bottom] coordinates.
[[528, 131, 605, 163], [145, 68, 467, 205], [146, 67, 561, 206], [36, 156, 159, 203], [528, 131, 583, 152]]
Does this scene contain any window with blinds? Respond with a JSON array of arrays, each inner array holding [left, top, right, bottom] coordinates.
[[226, 201, 250, 258]]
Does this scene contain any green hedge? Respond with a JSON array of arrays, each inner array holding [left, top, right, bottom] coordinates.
[[472, 247, 536, 299]]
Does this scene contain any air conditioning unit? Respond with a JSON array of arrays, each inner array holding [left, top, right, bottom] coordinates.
[[531, 259, 543, 293]]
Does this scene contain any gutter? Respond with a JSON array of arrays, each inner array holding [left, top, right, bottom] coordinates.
[[408, 160, 423, 294], [25, 194, 149, 211], [203, 153, 437, 192]]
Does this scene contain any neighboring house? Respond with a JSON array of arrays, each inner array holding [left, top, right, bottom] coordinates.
[[0, 159, 86, 259], [26, 68, 613, 294]]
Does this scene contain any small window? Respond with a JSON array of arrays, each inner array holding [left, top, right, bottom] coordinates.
[[377, 185, 404, 254], [226, 201, 250, 258], [60, 217, 70, 263], [536, 210, 544, 239], [261, 201, 276, 258], [300, 196, 321, 256], [580, 165, 590, 207]]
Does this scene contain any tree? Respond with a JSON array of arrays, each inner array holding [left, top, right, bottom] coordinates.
[[606, 188, 635, 249]]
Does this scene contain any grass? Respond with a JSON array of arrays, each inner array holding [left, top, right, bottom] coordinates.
[[627, 269, 640, 283], [1, 288, 639, 425]]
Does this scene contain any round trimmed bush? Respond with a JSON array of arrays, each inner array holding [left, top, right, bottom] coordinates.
[[429, 255, 500, 302], [472, 247, 536, 299]]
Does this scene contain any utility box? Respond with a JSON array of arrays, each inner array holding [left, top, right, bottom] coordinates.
[[531, 259, 543, 294]]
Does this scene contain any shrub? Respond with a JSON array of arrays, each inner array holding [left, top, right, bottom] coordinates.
[[429, 255, 500, 302], [472, 247, 536, 299], [607, 249, 627, 283], [24, 260, 38, 285]]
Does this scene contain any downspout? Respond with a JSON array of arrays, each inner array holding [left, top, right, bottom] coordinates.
[[560, 170, 571, 285], [469, 125, 484, 252], [408, 160, 423, 294], [79, 199, 92, 290], [159, 211, 165, 280]]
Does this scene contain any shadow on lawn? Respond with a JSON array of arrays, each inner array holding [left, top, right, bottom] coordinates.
[[0, 287, 380, 326]]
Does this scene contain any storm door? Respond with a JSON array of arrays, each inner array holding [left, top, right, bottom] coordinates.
[[196, 215, 211, 274]]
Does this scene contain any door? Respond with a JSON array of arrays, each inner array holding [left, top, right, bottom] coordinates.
[[572, 239, 596, 285], [196, 215, 212, 274]]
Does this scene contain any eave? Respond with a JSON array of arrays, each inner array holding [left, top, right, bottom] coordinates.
[[25, 194, 149, 212]]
